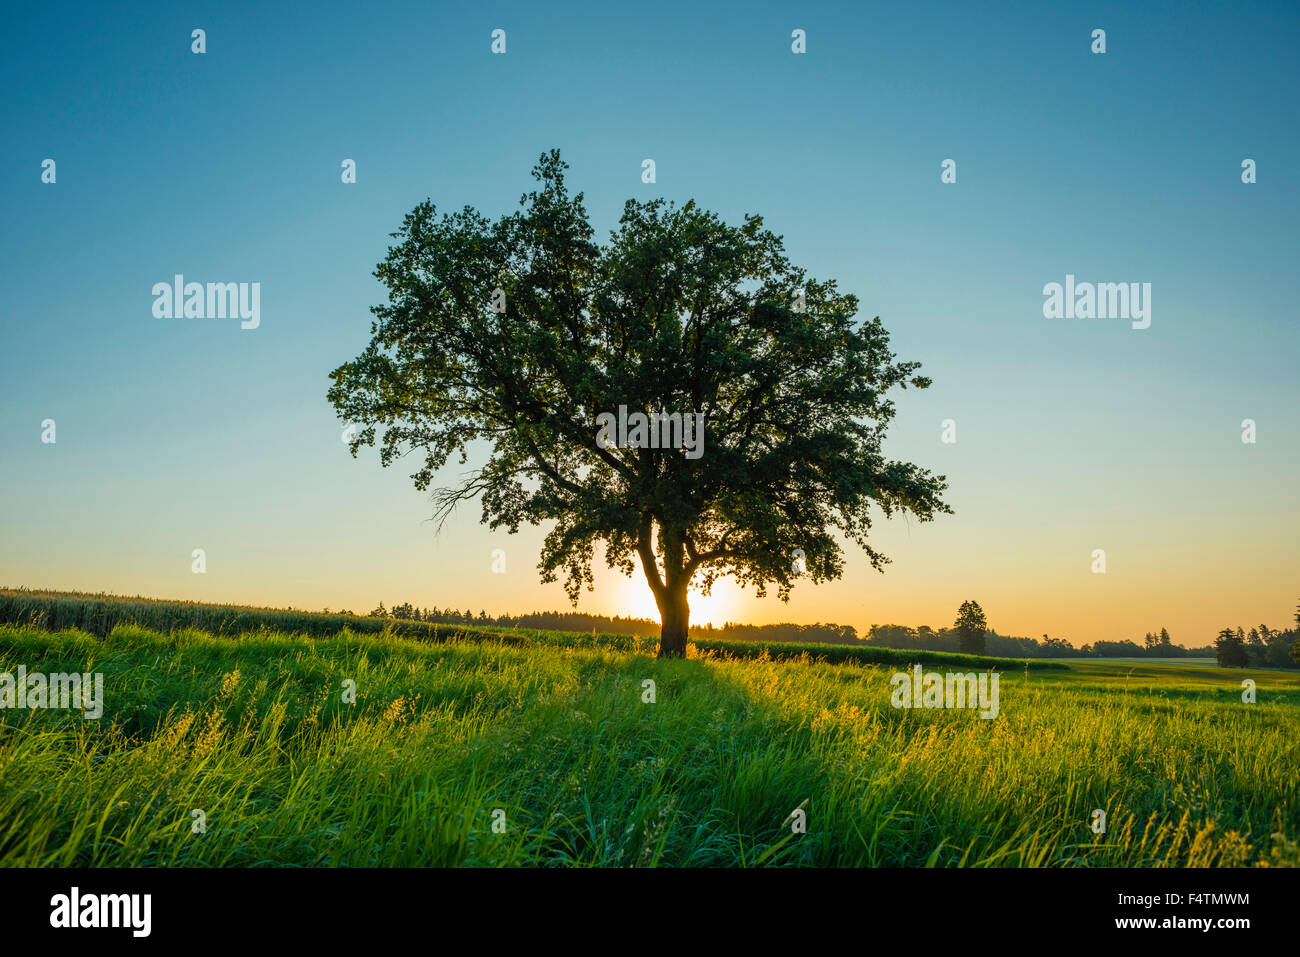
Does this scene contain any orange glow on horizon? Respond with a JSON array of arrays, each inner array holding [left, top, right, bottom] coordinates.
[[616, 568, 745, 628]]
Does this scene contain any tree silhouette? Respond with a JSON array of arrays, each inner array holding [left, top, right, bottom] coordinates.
[[953, 600, 988, 654], [1215, 627, 1249, 668], [329, 151, 950, 657], [1292, 599, 1300, 666]]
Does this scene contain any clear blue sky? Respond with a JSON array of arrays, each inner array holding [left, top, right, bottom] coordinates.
[[2, 1, 1297, 644]]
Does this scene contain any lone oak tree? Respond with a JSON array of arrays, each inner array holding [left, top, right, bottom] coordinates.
[[328, 151, 950, 657]]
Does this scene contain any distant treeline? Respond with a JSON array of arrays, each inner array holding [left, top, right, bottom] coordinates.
[[1213, 621, 1300, 669], [9, 587, 1294, 670], [865, 624, 1209, 659], [371, 602, 861, 645], [866, 621, 1299, 667], [0, 588, 1061, 671], [868, 624, 1103, 658], [373, 602, 661, 636], [695, 621, 861, 645]]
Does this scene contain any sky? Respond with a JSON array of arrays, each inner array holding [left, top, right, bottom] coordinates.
[[1, 1, 1297, 647]]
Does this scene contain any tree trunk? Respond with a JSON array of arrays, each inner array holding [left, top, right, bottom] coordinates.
[[637, 516, 692, 658], [657, 584, 690, 658]]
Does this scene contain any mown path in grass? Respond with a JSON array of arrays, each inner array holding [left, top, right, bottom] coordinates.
[[1, 623, 1296, 867]]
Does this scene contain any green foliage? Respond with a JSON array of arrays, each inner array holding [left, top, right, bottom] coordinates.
[[327, 150, 949, 655]]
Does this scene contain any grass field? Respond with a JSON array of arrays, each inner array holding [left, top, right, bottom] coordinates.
[[2, 616, 1297, 867], [1058, 657, 1216, 668]]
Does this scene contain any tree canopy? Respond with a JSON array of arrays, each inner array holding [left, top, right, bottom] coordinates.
[[1215, 627, 1249, 668], [328, 150, 950, 656]]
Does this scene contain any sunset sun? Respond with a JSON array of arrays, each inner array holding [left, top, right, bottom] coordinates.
[[618, 571, 745, 628]]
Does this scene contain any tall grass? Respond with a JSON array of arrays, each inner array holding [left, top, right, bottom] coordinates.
[[1, 621, 1293, 867]]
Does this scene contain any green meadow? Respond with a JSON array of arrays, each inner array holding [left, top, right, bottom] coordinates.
[[1, 615, 1297, 868]]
